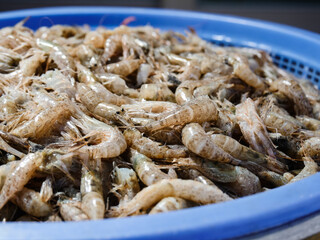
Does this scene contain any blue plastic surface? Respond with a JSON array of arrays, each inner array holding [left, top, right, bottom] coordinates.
[[0, 7, 320, 240]]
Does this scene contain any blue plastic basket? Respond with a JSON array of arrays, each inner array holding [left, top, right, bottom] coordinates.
[[0, 7, 320, 240]]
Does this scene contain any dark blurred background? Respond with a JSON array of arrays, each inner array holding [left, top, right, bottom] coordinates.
[[0, 0, 319, 33]]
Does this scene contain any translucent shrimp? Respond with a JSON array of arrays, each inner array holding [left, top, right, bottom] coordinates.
[[36, 38, 75, 78], [209, 133, 287, 173], [77, 82, 134, 108], [124, 128, 187, 159], [178, 60, 201, 82], [298, 137, 320, 159], [19, 49, 46, 77], [182, 123, 241, 165], [269, 77, 313, 116], [110, 179, 232, 217], [11, 187, 52, 217], [10, 100, 72, 141], [80, 163, 105, 220], [40, 177, 53, 202], [257, 95, 302, 136], [0, 152, 44, 210], [101, 34, 123, 62], [112, 167, 140, 205], [140, 83, 175, 102], [59, 201, 89, 221], [236, 98, 278, 158], [39, 70, 76, 99], [130, 149, 172, 186], [96, 73, 139, 98], [296, 116, 320, 131], [76, 61, 98, 84], [106, 59, 141, 77], [84, 31, 105, 48], [136, 63, 153, 86], [290, 157, 318, 183], [149, 197, 189, 214], [70, 111, 127, 159], [145, 96, 219, 132], [227, 53, 265, 90]]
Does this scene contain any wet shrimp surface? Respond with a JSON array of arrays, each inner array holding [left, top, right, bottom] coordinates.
[[0, 19, 319, 222]]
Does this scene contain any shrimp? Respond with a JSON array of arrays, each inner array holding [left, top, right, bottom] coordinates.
[[101, 34, 123, 62], [11, 187, 52, 217], [269, 77, 313, 116], [258, 171, 289, 187], [70, 111, 127, 159], [39, 70, 76, 99], [10, 100, 72, 142], [296, 116, 320, 131], [77, 82, 134, 108], [40, 177, 53, 202], [227, 53, 265, 90], [0, 152, 44, 210], [0, 161, 18, 190], [80, 163, 105, 220], [290, 157, 318, 183], [298, 137, 320, 159], [0, 47, 21, 74], [145, 96, 219, 132], [257, 95, 302, 135], [19, 49, 46, 77], [59, 201, 89, 221], [182, 123, 241, 165], [112, 167, 140, 205], [136, 63, 153, 86], [140, 83, 175, 102], [96, 73, 139, 98], [110, 179, 231, 217], [84, 31, 105, 49], [124, 128, 187, 159], [106, 59, 141, 77], [178, 60, 201, 81], [149, 197, 189, 214], [36, 38, 75, 78], [76, 61, 98, 84], [209, 133, 287, 173], [178, 168, 216, 186], [130, 149, 172, 186], [236, 98, 278, 158]]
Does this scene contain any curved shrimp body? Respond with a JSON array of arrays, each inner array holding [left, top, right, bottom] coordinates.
[[145, 96, 219, 132], [209, 133, 287, 173], [101, 34, 123, 62], [10, 100, 72, 141], [269, 77, 313, 116], [111, 179, 232, 217], [236, 98, 278, 158], [124, 128, 187, 159], [11, 187, 52, 217], [140, 83, 175, 102], [40, 70, 76, 99], [76, 61, 98, 85], [77, 82, 134, 109], [178, 60, 201, 82], [71, 112, 127, 159], [59, 200, 89, 221], [80, 166, 105, 220], [149, 197, 188, 214], [36, 38, 75, 78], [129, 149, 172, 186], [182, 123, 241, 165], [296, 116, 320, 131], [106, 59, 141, 77], [258, 96, 302, 136], [227, 53, 265, 90], [19, 50, 46, 77], [290, 157, 318, 183], [298, 137, 320, 159], [0, 152, 44, 210]]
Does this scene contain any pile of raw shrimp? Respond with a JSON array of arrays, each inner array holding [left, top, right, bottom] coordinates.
[[0, 19, 319, 222]]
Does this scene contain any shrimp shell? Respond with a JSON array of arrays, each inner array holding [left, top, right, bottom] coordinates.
[[111, 179, 232, 217], [290, 157, 318, 183], [149, 197, 188, 214]]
